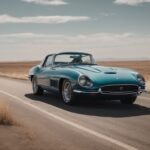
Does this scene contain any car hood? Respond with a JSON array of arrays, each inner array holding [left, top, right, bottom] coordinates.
[[69, 65, 139, 86]]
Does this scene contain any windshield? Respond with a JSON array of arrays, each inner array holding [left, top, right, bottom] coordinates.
[[54, 53, 95, 66]]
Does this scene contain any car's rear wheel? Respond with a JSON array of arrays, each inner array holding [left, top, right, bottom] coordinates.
[[32, 77, 43, 95], [62, 80, 75, 105], [120, 95, 137, 105]]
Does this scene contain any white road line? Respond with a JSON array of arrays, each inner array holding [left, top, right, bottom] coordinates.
[[0, 90, 138, 150]]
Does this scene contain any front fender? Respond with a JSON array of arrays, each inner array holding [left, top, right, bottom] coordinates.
[[28, 65, 41, 80]]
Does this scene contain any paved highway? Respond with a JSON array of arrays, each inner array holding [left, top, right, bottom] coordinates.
[[0, 77, 150, 150]]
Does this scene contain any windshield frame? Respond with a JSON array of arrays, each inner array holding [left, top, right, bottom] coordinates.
[[53, 52, 96, 67]]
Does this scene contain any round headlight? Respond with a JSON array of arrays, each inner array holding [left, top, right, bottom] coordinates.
[[78, 75, 93, 88], [137, 74, 145, 85]]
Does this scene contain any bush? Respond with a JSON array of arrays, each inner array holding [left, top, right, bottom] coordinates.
[[0, 103, 15, 125]]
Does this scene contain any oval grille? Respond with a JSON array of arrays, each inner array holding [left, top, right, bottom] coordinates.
[[101, 85, 138, 93]]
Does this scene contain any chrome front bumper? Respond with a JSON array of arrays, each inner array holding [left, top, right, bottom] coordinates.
[[73, 88, 146, 95]]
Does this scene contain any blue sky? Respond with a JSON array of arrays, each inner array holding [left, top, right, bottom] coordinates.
[[0, 0, 150, 61]]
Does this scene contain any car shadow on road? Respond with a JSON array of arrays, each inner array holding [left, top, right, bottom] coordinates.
[[25, 92, 150, 118]]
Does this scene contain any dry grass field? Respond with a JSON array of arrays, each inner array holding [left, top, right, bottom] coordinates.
[[0, 100, 44, 150], [0, 61, 39, 80], [0, 60, 149, 91], [0, 102, 15, 126]]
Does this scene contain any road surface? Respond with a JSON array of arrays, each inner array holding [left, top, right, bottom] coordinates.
[[0, 77, 150, 150]]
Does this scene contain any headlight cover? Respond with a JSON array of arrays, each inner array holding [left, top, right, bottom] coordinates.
[[137, 74, 145, 85], [78, 75, 93, 88]]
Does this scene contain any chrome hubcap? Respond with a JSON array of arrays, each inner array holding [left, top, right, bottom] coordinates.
[[62, 82, 72, 103]]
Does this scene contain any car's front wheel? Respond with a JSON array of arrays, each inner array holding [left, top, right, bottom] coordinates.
[[32, 77, 43, 95], [62, 80, 75, 105], [120, 95, 137, 105]]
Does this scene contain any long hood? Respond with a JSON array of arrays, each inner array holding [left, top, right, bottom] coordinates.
[[70, 65, 139, 86]]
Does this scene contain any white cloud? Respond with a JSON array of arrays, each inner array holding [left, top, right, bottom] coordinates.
[[0, 14, 90, 24], [0, 33, 64, 38], [0, 32, 150, 61], [114, 0, 150, 6], [21, 0, 68, 5], [0, 32, 136, 40]]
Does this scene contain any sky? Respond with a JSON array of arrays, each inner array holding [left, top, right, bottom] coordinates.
[[0, 0, 150, 61]]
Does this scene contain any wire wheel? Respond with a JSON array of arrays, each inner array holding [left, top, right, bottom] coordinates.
[[62, 80, 74, 104]]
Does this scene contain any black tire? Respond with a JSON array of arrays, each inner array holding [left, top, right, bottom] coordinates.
[[32, 77, 43, 96], [61, 80, 75, 105], [120, 95, 137, 105]]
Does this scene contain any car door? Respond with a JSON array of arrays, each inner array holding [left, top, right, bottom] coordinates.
[[37, 55, 54, 89]]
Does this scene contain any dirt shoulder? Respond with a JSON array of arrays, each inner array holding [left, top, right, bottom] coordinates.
[[0, 61, 39, 80], [0, 126, 35, 150], [0, 98, 60, 150], [0, 101, 40, 150]]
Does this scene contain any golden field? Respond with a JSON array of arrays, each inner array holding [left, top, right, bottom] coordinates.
[[0, 60, 150, 91], [0, 61, 39, 80], [0, 102, 15, 125]]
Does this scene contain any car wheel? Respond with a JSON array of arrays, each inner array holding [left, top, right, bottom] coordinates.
[[120, 95, 137, 105], [32, 77, 43, 95], [62, 80, 75, 105]]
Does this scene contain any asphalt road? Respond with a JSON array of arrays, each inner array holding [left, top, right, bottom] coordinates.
[[0, 77, 150, 150]]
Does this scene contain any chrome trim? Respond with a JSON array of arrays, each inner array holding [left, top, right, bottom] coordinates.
[[73, 90, 99, 94], [100, 84, 139, 88], [73, 84, 145, 95], [73, 89, 139, 95], [99, 91, 138, 95]]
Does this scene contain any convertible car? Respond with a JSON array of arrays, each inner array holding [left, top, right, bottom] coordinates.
[[29, 52, 146, 105]]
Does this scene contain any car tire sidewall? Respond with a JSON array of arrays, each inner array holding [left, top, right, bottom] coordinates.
[[120, 95, 137, 105], [32, 77, 43, 95], [62, 80, 75, 105]]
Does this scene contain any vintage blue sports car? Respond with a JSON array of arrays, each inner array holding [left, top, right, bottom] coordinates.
[[29, 52, 146, 105]]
